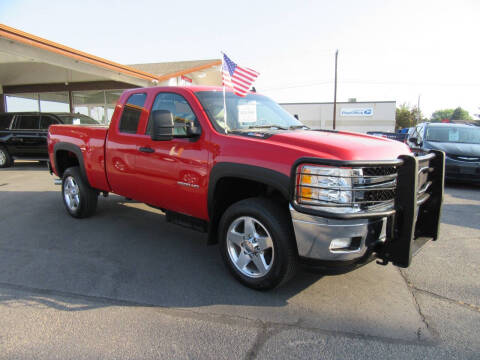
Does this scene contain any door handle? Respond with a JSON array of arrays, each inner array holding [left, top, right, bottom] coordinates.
[[139, 147, 155, 153]]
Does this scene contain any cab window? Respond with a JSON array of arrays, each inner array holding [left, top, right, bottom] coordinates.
[[146, 93, 199, 137], [118, 93, 147, 134]]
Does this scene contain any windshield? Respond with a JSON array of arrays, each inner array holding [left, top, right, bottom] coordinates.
[[425, 125, 480, 144], [57, 114, 99, 125], [195, 91, 304, 132]]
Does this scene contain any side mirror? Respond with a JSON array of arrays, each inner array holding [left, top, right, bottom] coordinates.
[[409, 137, 422, 147], [186, 121, 201, 137], [151, 110, 174, 141]]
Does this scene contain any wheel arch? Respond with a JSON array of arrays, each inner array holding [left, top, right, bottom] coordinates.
[[53, 142, 89, 185], [207, 162, 291, 244]]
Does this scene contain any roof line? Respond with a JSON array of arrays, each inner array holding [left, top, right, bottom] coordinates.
[[0, 23, 161, 82], [280, 101, 396, 105], [155, 60, 222, 82], [0, 23, 220, 84]]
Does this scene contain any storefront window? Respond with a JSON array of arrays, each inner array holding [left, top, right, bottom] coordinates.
[[6, 90, 124, 123], [5, 93, 39, 112], [73, 89, 123, 124], [39, 92, 69, 112]]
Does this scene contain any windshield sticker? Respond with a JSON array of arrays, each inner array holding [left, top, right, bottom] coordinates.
[[73, 118, 81, 125], [448, 129, 459, 142], [238, 102, 257, 124]]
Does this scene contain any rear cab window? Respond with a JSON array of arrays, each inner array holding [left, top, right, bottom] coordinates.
[[118, 93, 147, 134]]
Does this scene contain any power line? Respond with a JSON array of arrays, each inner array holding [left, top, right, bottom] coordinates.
[[262, 80, 480, 91]]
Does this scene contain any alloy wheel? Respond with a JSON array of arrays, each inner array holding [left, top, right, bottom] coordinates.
[[63, 176, 80, 212], [226, 216, 275, 278]]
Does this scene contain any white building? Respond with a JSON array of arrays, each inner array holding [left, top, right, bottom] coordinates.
[[281, 101, 396, 133]]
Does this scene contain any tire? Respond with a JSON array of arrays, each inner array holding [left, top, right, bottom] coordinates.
[[62, 166, 98, 218], [0, 146, 12, 168], [218, 197, 298, 290]]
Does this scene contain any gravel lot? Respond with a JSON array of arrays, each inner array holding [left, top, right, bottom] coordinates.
[[0, 162, 479, 359]]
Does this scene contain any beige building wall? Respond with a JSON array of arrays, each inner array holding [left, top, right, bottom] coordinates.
[[281, 101, 396, 133]]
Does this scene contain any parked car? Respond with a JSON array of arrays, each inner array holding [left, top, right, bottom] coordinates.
[[366, 131, 409, 143], [408, 122, 480, 184], [47, 86, 444, 290], [0, 112, 99, 168]]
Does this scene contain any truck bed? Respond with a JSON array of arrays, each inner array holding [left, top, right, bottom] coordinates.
[[48, 124, 110, 191]]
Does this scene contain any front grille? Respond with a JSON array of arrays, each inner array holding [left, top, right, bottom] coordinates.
[[363, 189, 396, 203], [362, 167, 397, 177], [353, 166, 398, 209]]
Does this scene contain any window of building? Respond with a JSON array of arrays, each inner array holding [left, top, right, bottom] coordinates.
[[5, 93, 39, 112], [5, 92, 69, 112], [73, 89, 125, 124], [39, 92, 69, 112]]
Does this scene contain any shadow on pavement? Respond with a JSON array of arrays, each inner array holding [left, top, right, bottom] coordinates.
[[0, 191, 321, 312], [441, 203, 480, 230], [0, 161, 49, 171]]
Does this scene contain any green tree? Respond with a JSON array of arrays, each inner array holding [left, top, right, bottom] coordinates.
[[431, 107, 472, 122], [451, 107, 472, 121], [431, 109, 454, 122], [395, 104, 421, 130]]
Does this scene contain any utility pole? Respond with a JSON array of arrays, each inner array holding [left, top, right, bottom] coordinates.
[[417, 94, 421, 125], [333, 49, 338, 130]]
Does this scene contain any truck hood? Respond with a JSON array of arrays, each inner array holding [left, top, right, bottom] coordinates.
[[267, 130, 412, 160]]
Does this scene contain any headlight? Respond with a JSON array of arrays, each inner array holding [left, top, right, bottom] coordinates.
[[296, 165, 360, 213]]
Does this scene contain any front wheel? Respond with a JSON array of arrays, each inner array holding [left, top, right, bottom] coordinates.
[[218, 198, 298, 290], [0, 146, 12, 168], [62, 166, 98, 218]]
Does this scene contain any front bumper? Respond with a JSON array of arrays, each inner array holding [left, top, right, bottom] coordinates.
[[289, 151, 445, 268], [290, 206, 387, 262], [445, 157, 480, 184]]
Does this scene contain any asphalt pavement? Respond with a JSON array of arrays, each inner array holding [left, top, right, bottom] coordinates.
[[0, 162, 478, 359]]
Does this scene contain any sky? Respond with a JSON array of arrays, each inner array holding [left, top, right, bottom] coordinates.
[[0, 0, 479, 118]]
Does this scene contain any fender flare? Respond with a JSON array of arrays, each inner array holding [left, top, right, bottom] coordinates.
[[53, 142, 89, 184], [207, 162, 290, 219]]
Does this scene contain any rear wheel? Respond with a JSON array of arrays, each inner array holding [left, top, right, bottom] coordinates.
[[62, 166, 98, 218], [0, 147, 12, 168], [219, 198, 298, 290]]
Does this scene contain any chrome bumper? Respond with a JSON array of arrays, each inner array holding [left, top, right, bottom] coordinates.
[[290, 205, 387, 262]]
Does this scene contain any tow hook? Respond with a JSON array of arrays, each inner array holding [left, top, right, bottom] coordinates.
[[376, 258, 389, 266]]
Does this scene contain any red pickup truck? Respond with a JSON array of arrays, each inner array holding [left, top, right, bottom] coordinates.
[[48, 86, 445, 290]]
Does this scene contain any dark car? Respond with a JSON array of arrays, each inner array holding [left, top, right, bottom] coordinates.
[[366, 131, 409, 143], [409, 122, 480, 184], [0, 112, 99, 168]]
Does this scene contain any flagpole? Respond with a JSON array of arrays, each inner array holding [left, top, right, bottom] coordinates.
[[221, 53, 228, 134], [223, 85, 228, 134]]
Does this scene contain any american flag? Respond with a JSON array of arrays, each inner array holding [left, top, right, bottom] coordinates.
[[222, 53, 260, 97]]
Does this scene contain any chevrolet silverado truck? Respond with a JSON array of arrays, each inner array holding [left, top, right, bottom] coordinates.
[[47, 86, 445, 290]]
